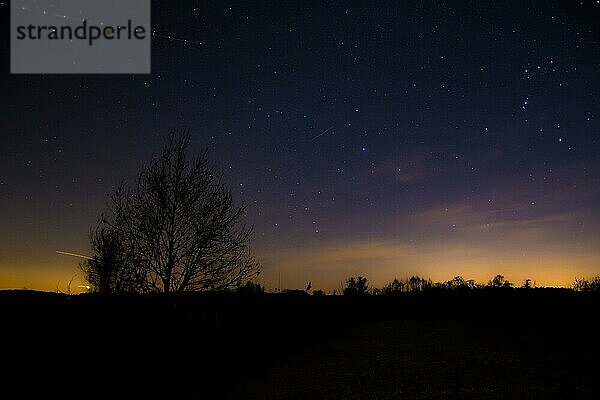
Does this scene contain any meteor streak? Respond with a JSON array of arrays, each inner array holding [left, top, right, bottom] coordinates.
[[55, 250, 93, 260], [310, 126, 335, 142]]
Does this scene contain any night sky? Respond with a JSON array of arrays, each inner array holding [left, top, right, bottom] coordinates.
[[1, 1, 599, 292]]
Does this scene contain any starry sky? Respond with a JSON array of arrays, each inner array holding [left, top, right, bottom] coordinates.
[[1, 0, 599, 292]]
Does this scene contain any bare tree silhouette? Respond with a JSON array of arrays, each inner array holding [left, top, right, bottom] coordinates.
[[86, 132, 260, 293]]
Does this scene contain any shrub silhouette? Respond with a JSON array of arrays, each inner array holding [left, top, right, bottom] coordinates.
[[236, 281, 265, 295], [522, 279, 535, 289], [489, 274, 513, 288], [407, 276, 432, 292], [343, 276, 369, 295], [381, 278, 404, 294], [445, 276, 469, 290], [573, 277, 600, 292]]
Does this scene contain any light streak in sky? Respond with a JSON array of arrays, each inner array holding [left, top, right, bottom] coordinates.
[[311, 126, 335, 142], [55, 250, 93, 260]]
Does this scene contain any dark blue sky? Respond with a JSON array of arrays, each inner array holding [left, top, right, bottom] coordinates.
[[1, 0, 599, 291]]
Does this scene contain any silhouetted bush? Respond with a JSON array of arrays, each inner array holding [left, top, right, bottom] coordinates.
[[444, 276, 471, 291], [521, 279, 535, 289], [573, 277, 600, 292], [406, 276, 433, 292], [282, 289, 310, 296], [344, 276, 369, 295], [381, 278, 404, 294], [488, 274, 513, 288], [236, 281, 265, 295]]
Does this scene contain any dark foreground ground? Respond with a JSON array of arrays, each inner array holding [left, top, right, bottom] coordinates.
[[2, 289, 599, 399], [218, 317, 599, 400]]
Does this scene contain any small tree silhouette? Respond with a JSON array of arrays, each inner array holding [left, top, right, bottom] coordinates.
[[489, 274, 512, 288], [406, 276, 432, 292], [445, 276, 468, 290], [522, 279, 534, 289], [382, 278, 404, 294], [236, 281, 264, 295], [85, 132, 260, 293], [465, 279, 479, 290], [573, 277, 600, 292], [343, 276, 369, 295]]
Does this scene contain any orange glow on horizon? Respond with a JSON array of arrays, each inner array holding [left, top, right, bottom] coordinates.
[[254, 239, 600, 292], [2, 192, 599, 293]]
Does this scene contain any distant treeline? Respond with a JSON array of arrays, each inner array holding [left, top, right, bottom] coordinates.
[[267, 274, 600, 296], [336, 275, 600, 295], [75, 274, 600, 296]]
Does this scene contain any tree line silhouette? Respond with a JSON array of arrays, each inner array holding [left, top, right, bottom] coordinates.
[[340, 274, 600, 296]]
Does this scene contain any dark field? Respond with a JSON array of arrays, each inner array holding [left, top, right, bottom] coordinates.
[[2, 290, 599, 399], [219, 317, 599, 400]]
